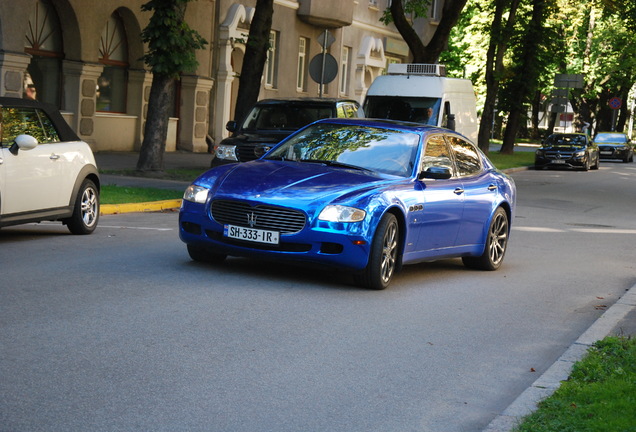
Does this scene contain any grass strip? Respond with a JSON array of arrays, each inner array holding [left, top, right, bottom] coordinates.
[[101, 185, 183, 204], [513, 336, 636, 432]]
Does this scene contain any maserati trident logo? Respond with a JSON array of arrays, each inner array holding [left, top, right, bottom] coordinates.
[[247, 212, 257, 228]]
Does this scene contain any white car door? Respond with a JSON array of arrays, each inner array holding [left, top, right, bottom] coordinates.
[[0, 107, 66, 215]]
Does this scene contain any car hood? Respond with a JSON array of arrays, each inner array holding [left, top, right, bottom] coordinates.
[[594, 141, 626, 147], [210, 159, 401, 209], [226, 131, 293, 145]]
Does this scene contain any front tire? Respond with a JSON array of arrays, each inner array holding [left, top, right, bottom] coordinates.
[[462, 207, 509, 271], [354, 213, 399, 290], [66, 179, 99, 235]]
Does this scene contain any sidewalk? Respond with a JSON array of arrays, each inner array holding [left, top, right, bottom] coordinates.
[[484, 283, 636, 431]]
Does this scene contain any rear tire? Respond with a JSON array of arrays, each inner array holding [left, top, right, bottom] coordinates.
[[187, 244, 227, 263], [462, 207, 509, 271], [66, 179, 99, 235], [354, 213, 399, 290]]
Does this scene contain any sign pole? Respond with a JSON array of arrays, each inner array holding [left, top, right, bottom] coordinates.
[[319, 30, 328, 97]]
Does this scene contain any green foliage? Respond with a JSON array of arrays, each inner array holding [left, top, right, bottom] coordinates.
[[140, 0, 207, 78], [443, 0, 636, 139], [513, 336, 636, 432], [380, 0, 432, 25]]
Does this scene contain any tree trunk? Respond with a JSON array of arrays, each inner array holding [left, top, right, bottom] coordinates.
[[500, 0, 548, 153], [501, 110, 522, 154], [137, 74, 176, 171], [477, 0, 520, 153], [233, 0, 274, 124], [424, 0, 469, 62], [390, 0, 468, 64]]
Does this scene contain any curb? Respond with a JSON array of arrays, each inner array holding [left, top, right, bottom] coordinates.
[[100, 199, 182, 215], [483, 282, 636, 431]]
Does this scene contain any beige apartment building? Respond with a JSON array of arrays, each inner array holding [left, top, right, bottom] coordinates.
[[0, 0, 442, 154]]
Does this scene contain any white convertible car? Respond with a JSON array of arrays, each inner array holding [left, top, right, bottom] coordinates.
[[0, 97, 100, 234]]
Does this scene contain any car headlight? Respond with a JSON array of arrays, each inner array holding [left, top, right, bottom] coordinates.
[[215, 144, 238, 161], [535, 149, 544, 157], [573, 150, 585, 158], [318, 205, 366, 222], [183, 185, 209, 204]]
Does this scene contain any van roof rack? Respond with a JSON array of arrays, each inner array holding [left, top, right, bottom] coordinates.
[[387, 63, 447, 77]]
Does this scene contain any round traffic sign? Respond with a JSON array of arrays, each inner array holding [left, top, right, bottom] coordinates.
[[309, 53, 338, 85], [609, 97, 622, 109]]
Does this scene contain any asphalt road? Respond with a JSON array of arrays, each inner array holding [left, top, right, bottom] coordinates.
[[1, 162, 635, 432]]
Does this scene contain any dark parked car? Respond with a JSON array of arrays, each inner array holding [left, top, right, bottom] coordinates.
[[534, 133, 600, 171], [212, 98, 363, 166], [593, 132, 634, 163], [180, 118, 516, 290], [0, 97, 100, 233]]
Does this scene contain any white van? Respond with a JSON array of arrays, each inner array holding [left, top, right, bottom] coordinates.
[[363, 64, 478, 143]]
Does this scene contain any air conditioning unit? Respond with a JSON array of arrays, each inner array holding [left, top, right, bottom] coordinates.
[[387, 63, 447, 77]]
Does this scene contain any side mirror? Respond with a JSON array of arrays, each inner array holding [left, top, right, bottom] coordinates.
[[10, 134, 38, 155], [446, 114, 456, 131], [419, 166, 452, 180], [225, 121, 238, 133]]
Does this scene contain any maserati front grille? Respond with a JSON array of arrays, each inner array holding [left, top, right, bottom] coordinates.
[[211, 200, 306, 234]]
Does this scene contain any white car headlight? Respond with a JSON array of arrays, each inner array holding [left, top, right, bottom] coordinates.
[[573, 150, 585, 157], [183, 185, 209, 204], [318, 205, 366, 222], [215, 144, 238, 161]]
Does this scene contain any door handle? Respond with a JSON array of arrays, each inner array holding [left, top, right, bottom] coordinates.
[[488, 184, 497, 191], [454, 187, 464, 195]]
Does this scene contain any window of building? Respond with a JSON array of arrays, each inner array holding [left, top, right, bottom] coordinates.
[[24, 0, 63, 107], [297, 37, 308, 92], [97, 12, 129, 113], [265, 30, 279, 88], [430, 0, 442, 22], [340, 47, 351, 95]]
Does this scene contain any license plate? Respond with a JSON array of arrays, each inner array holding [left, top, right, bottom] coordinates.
[[600, 151, 612, 155], [224, 224, 279, 244], [552, 160, 565, 164]]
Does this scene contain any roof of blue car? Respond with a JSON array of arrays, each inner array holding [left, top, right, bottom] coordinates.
[[313, 117, 448, 133]]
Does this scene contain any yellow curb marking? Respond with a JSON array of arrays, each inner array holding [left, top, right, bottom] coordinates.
[[101, 199, 182, 215]]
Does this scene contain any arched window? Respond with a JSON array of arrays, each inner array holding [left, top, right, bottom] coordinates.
[[97, 12, 129, 113], [25, 0, 63, 107]]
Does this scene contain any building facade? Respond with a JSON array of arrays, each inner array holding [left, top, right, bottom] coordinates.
[[0, 0, 442, 153]]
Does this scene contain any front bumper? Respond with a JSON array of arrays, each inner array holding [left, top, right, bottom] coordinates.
[[178, 202, 372, 271], [535, 155, 587, 169]]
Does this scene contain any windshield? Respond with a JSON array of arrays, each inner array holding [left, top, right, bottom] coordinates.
[[265, 123, 421, 178], [544, 134, 586, 146], [594, 133, 627, 143], [364, 96, 441, 126], [241, 104, 334, 131]]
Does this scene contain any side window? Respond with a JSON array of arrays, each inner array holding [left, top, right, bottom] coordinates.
[[446, 135, 481, 177], [421, 135, 454, 174], [337, 103, 357, 118], [336, 104, 346, 118], [1, 107, 60, 146]]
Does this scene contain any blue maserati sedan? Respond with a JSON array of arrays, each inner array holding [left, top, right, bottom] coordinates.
[[179, 119, 516, 289]]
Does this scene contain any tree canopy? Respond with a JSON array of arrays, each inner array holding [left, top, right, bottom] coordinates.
[[439, 0, 636, 150]]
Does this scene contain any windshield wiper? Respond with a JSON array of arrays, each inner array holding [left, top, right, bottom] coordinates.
[[299, 159, 370, 172]]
